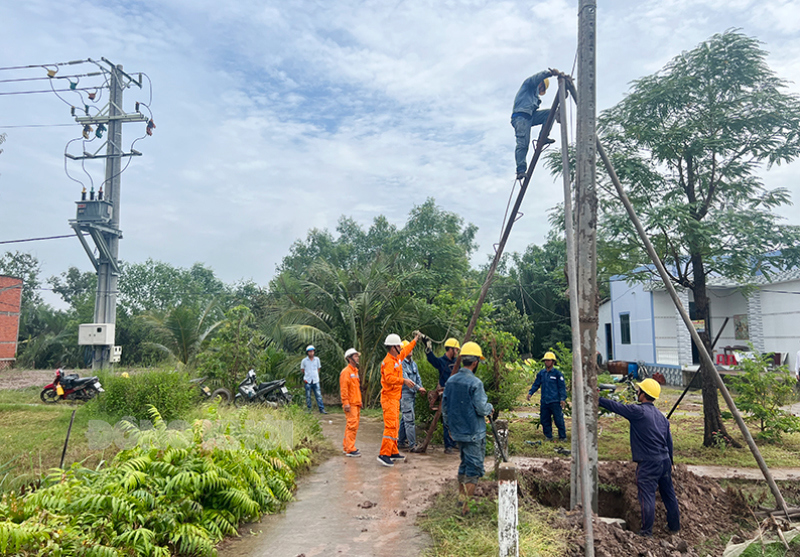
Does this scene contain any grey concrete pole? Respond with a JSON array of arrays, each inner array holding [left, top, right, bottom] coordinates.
[[92, 64, 122, 370], [573, 0, 599, 513], [559, 78, 594, 556]]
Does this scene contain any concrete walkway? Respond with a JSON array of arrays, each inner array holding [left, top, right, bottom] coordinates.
[[218, 413, 459, 557]]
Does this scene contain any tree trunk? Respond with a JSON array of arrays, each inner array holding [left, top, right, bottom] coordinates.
[[692, 254, 740, 447]]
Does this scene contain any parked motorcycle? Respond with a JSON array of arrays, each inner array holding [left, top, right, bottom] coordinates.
[[41, 369, 104, 403], [190, 376, 232, 404], [233, 369, 292, 407]]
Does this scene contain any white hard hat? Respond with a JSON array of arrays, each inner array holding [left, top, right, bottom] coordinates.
[[384, 334, 402, 346], [306, 345, 315, 352], [344, 348, 359, 359]]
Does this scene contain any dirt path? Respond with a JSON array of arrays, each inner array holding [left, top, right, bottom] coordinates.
[[218, 413, 461, 557]]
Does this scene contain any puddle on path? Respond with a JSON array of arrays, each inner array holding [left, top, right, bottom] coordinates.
[[218, 413, 461, 557]]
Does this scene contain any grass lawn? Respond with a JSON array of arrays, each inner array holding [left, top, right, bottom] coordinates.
[[507, 386, 800, 468], [418, 481, 573, 557], [0, 387, 115, 489]]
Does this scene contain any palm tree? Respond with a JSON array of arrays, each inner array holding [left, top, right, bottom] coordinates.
[[268, 257, 445, 404], [142, 300, 223, 366]]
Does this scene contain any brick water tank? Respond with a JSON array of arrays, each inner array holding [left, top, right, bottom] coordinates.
[[0, 275, 23, 370]]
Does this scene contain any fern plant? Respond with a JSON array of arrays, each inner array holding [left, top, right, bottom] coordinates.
[[0, 405, 311, 556]]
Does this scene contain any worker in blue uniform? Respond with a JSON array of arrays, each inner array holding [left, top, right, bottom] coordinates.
[[426, 337, 460, 454], [599, 378, 681, 537], [527, 351, 567, 441], [511, 67, 565, 181]]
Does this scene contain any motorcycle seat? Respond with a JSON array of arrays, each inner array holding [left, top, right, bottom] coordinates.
[[70, 377, 97, 387], [257, 379, 284, 390]]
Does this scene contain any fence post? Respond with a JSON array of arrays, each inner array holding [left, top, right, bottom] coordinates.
[[498, 462, 518, 557], [493, 419, 509, 477]]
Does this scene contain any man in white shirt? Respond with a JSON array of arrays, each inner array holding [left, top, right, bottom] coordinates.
[[301, 345, 327, 414]]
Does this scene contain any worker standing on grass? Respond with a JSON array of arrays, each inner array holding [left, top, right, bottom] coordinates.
[[511, 67, 566, 181], [301, 345, 327, 414], [527, 351, 567, 442], [426, 337, 460, 454], [340, 348, 362, 458], [598, 378, 681, 537], [377, 333, 421, 467], [398, 340, 426, 452], [442, 342, 493, 516]]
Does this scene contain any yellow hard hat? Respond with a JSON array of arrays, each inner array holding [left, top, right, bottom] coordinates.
[[444, 338, 461, 349], [543, 351, 557, 361], [460, 342, 485, 360], [121, 372, 129, 379], [401, 340, 410, 348], [637, 378, 661, 400], [541, 78, 550, 91]]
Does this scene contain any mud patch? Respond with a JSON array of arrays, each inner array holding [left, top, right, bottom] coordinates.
[[518, 459, 747, 556]]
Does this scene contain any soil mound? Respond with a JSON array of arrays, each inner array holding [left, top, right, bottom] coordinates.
[[518, 459, 746, 556]]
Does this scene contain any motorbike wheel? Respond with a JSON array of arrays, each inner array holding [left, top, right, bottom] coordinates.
[[233, 394, 246, 407], [210, 388, 232, 404], [41, 387, 59, 404]]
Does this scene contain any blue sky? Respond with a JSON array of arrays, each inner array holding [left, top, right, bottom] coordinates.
[[1, 0, 799, 304]]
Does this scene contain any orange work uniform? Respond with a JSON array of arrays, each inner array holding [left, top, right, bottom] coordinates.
[[340, 363, 362, 454], [379, 338, 417, 457]]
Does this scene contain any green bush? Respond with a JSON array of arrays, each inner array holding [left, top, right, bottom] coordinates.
[[729, 354, 800, 443], [91, 369, 196, 422], [0, 406, 311, 557]]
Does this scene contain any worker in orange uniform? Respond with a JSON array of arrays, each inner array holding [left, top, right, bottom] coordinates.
[[377, 332, 421, 467], [340, 348, 362, 457]]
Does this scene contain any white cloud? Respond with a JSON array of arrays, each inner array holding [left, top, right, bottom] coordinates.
[[1, 0, 799, 302]]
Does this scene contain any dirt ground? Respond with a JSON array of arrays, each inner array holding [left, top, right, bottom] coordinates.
[[514, 459, 746, 556], [0, 368, 54, 390], [217, 413, 460, 557]]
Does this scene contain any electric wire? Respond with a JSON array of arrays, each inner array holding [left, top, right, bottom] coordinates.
[[0, 72, 103, 84], [0, 60, 90, 72], [0, 123, 77, 129], [0, 234, 86, 245], [0, 87, 105, 96]]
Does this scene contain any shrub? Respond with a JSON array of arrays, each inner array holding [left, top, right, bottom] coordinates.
[[0, 406, 312, 556], [91, 368, 196, 422], [729, 353, 800, 443]]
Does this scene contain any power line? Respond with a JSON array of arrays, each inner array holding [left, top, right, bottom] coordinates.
[[0, 86, 104, 96], [0, 234, 87, 245], [0, 60, 90, 72], [0, 72, 104, 84], [0, 123, 76, 129]]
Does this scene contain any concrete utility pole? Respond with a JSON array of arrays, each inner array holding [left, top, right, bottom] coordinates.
[[571, 0, 599, 513], [69, 59, 147, 369]]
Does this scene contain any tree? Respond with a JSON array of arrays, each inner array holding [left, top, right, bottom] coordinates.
[[597, 30, 800, 446], [48, 267, 96, 308], [118, 259, 225, 313], [267, 257, 445, 403], [142, 301, 223, 366]]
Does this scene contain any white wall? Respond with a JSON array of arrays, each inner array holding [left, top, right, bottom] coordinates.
[[609, 279, 656, 363], [760, 278, 800, 369], [598, 300, 611, 362], [652, 291, 679, 365], [706, 287, 749, 358]]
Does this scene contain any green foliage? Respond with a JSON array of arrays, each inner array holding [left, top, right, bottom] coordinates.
[[0, 406, 311, 557], [90, 369, 196, 422], [729, 355, 800, 443], [142, 300, 223, 366], [268, 256, 447, 402], [196, 305, 268, 392]]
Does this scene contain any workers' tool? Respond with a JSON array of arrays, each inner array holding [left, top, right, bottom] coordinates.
[[525, 440, 542, 447], [488, 415, 508, 463]]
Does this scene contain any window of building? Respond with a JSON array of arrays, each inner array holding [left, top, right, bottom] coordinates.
[[620, 313, 631, 345]]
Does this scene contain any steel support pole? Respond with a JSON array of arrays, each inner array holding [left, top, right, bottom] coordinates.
[[594, 140, 790, 517], [559, 78, 594, 556], [572, 0, 599, 514], [92, 65, 122, 370]]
